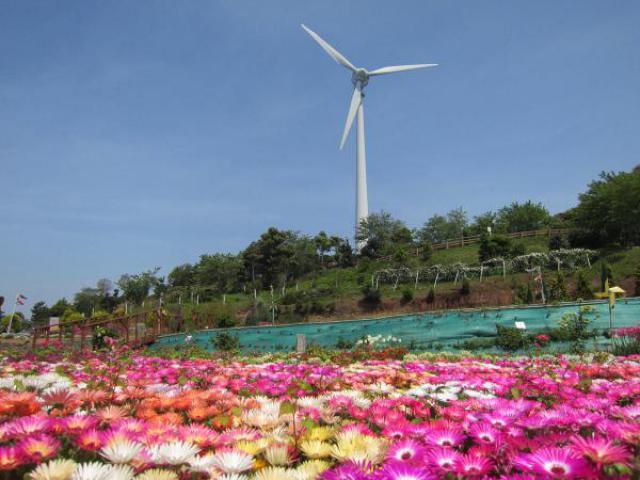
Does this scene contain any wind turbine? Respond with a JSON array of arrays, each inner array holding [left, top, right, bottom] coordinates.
[[301, 24, 437, 251]]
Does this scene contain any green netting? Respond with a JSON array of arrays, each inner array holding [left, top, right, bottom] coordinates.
[[152, 298, 640, 352]]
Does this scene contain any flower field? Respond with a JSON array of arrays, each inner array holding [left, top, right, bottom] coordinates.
[[1, 346, 640, 479]]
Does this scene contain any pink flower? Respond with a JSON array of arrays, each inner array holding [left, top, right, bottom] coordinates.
[[424, 447, 462, 475], [515, 447, 592, 479], [569, 435, 632, 468], [454, 454, 493, 477], [376, 462, 436, 480], [385, 439, 427, 464]]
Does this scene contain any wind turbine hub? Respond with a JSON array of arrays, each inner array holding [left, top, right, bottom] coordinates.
[[351, 68, 369, 88]]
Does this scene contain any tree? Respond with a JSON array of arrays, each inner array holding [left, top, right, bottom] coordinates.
[[470, 211, 500, 236], [497, 201, 550, 233], [241, 228, 297, 289], [416, 207, 468, 245], [117, 268, 161, 305], [1, 312, 25, 333], [74, 287, 103, 317], [31, 301, 50, 326], [357, 211, 412, 257], [478, 234, 512, 262], [49, 298, 71, 318], [168, 264, 196, 288], [314, 231, 332, 267], [571, 167, 640, 247], [334, 238, 355, 268], [196, 254, 242, 294]]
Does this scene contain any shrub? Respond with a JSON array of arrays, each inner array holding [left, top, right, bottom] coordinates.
[[212, 331, 240, 351], [92, 326, 118, 350], [334, 337, 354, 349], [400, 288, 414, 304], [460, 278, 471, 295], [360, 285, 381, 309], [600, 262, 614, 292], [510, 242, 526, 257], [548, 235, 566, 250], [419, 241, 433, 262], [611, 326, 640, 355], [558, 306, 597, 341], [635, 263, 640, 297], [495, 325, 530, 351], [216, 309, 236, 329], [575, 271, 593, 300], [548, 272, 568, 302], [478, 234, 512, 262], [425, 288, 435, 304]]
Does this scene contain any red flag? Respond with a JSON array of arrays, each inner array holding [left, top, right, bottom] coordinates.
[[16, 294, 27, 306]]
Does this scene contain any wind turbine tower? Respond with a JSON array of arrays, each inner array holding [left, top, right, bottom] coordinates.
[[302, 25, 437, 251]]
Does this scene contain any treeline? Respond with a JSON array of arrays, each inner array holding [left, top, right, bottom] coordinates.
[[23, 165, 640, 323]]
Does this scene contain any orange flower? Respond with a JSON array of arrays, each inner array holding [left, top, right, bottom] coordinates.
[[19, 435, 60, 462], [97, 405, 128, 423], [0, 446, 23, 470]]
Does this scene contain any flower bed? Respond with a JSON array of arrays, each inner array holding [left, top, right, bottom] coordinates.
[[1, 345, 639, 479]]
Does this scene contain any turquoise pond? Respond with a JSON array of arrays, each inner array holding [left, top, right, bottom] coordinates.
[[152, 298, 640, 352]]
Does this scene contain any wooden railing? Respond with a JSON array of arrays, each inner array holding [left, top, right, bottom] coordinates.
[[31, 310, 163, 350], [378, 228, 570, 261]]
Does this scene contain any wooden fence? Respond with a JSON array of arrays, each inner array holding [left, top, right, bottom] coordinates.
[[31, 310, 163, 350], [378, 228, 570, 261]]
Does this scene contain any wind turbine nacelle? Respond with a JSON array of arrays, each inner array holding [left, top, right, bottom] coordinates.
[[351, 68, 369, 88]]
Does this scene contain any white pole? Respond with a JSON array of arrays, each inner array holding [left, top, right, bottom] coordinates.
[[355, 95, 368, 252], [6, 296, 18, 334], [414, 270, 419, 289]]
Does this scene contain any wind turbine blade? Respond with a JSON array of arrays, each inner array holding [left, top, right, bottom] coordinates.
[[340, 87, 362, 150], [301, 24, 356, 72], [368, 63, 438, 76]]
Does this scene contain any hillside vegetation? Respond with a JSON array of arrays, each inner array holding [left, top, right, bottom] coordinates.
[[13, 165, 640, 332]]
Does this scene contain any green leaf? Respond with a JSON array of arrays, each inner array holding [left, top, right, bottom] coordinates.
[[279, 401, 296, 416], [214, 414, 231, 428], [510, 387, 521, 399], [231, 407, 242, 417], [301, 418, 317, 430]]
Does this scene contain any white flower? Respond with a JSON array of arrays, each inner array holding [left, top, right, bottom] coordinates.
[[210, 449, 254, 473], [187, 453, 217, 473], [71, 462, 113, 480], [155, 441, 200, 465], [100, 440, 144, 464], [106, 465, 135, 480], [135, 469, 179, 480], [26, 459, 77, 480]]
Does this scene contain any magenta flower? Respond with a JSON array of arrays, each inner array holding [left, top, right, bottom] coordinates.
[[515, 447, 592, 479], [321, 461, 370, 480], [454, 454, 493, 477], [385, 439, 427, 464], [375, 462, 436, 480], [569, 435, 632, 468], [424, 447, 462, 475]]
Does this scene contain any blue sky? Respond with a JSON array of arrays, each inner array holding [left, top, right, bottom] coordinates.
[[1, 1, 639, 314]]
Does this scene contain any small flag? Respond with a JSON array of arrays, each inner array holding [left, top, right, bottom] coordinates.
[[16, 294, 27, 306]]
